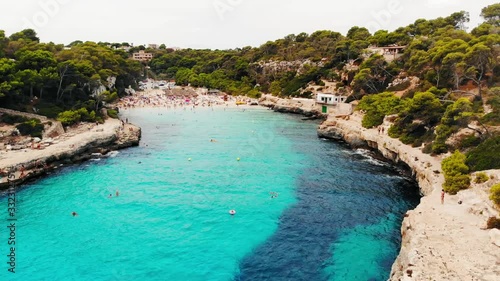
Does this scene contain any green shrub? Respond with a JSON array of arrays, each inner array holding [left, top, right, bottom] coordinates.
[[57, 108, 96, 126], [474, 173, 489, 184], [247, 89, 262, 99], [422, 143, 433, 154], [490, 183, 500, 207], [481, 90, 500, 125], [466, 136, 500, 172], [0, 114, 29, 124], [57, 110, 82, 126], [16, 119, 44, 138], [431, 141, 448, 154], [388, 125, 400, 138], [104, 91, 119, 103], [358, 92, 401, 128], [444, 174, 471, 195], [459, 134, 482, 149], [107, 109, 118, 119], [442, 151, 471, 194], [78, 108, 96, 122], [37, 105, 64, 118], [361, 111, 385, 128], [486, 217, 500, 229], [481, 112, 500, 125], [432, 99, 475, 154]]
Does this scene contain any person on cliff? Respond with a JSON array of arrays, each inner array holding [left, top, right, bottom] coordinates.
[[441, 189, 445, 204]]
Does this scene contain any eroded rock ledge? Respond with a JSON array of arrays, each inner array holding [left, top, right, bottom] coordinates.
[[318, 113, 500, 281], [0, 120, 141, 189], [259, 95, 325, 119]]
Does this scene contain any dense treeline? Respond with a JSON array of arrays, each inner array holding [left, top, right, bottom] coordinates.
[[0, 29, 142, 121], [146, 9, 488, 98]]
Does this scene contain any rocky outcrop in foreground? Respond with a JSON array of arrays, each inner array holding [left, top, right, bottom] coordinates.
[[318, 113, 500, 281], [0, 120, 140, 189]]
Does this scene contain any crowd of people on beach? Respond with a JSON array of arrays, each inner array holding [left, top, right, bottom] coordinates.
[[117, 90, 236, 109]]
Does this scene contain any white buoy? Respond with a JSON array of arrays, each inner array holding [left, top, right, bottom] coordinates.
[[188, 158, 192, 161], [236, 157, 240, 161]]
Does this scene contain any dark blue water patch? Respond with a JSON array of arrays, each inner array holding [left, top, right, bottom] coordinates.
[[235, 118, 420, 281]]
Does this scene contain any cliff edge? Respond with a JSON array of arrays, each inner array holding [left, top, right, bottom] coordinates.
[[318, 113, 500, 281]]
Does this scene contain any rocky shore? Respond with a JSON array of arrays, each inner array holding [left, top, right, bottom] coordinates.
[[263, 96, 500, 280], [320, 113, 500, 281], [259, 95, 326, 118], [0, 119, 141, 189]]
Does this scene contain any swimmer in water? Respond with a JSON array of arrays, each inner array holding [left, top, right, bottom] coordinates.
[[108, 194, 113, 198], [72, 212, 78, 217], [116, 190, 119, 197]]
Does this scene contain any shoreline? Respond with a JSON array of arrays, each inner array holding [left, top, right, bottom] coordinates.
[[0, 118, 141, 190], [262, 96, 500, 280], [1, 94, 498, 278]]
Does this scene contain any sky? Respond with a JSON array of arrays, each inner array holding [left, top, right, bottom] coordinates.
[[0, 0, 497, 49]]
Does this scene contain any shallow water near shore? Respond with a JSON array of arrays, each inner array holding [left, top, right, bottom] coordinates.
[[0, 107, 419, 281]]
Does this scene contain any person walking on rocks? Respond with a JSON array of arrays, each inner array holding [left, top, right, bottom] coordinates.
[[441, 189, 445, 204]]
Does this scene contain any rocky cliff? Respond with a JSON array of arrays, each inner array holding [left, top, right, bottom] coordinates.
[[258, 96, 499, 280], [318, 113, 500, 281]]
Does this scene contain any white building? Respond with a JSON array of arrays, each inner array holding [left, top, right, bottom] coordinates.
[[316, 93, 351, 115], [132, 50, 153, 62], [316, 93, 347, 105]]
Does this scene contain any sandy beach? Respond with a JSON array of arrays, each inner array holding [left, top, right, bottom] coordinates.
[[116, 88, 258, 110], [0, 87, 257, 186]]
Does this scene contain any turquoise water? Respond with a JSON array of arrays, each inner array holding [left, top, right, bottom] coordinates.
[[0, 107, 419, 281]]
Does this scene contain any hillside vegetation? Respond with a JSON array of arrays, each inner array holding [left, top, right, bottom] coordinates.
[[1, 4, 499, 196]]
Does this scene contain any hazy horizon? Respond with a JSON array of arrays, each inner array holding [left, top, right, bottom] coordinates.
[[0, 0, 498, 50]]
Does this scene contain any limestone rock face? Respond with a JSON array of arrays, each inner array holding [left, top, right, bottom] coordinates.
[[259, 95, 323, 117], [317, 113, 500, 281]]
